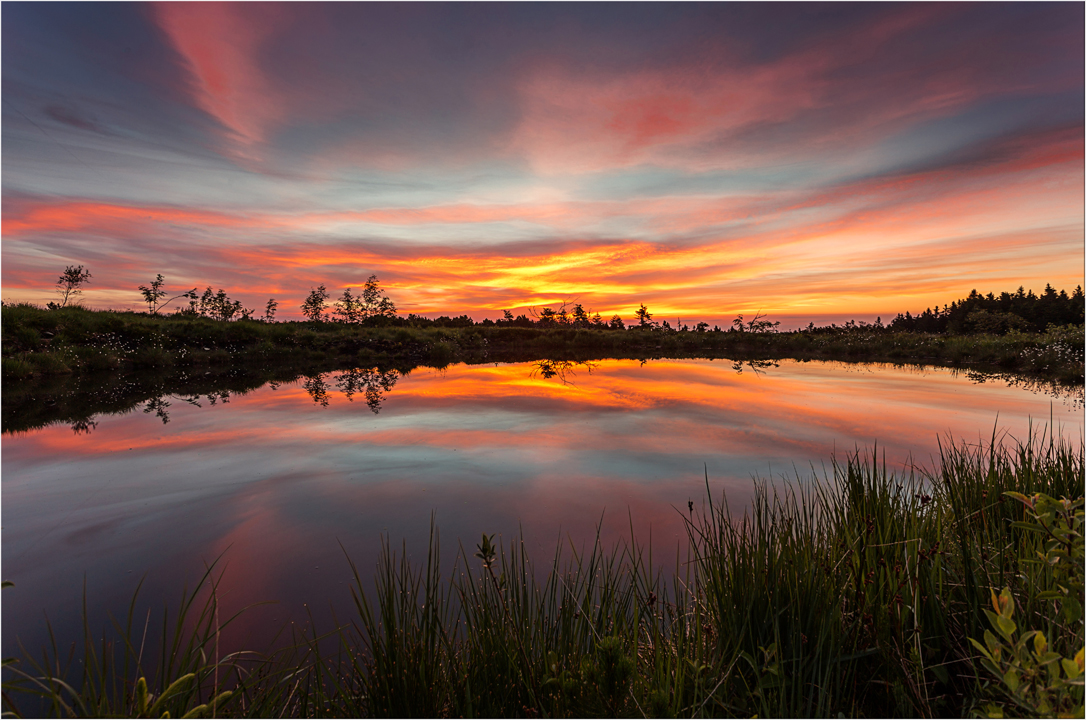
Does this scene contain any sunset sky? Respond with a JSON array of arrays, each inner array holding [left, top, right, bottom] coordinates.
[[2, 2, 1083, 325]]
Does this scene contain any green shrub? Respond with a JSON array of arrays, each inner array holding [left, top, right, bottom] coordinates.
[[970, 494, 1084, 717]]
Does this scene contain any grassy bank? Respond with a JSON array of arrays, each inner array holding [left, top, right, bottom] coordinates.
[[3, 304, 1084, 386], [3, 433, 1082, 718]]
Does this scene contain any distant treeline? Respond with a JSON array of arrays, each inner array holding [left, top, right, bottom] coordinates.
[[889, 285, 1084, 334], [23, 265, 1086, 335]]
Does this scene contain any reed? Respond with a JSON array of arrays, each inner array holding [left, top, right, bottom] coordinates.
[[3, 431, 1081, 717]]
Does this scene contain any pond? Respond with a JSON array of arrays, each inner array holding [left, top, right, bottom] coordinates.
[[2, 357, 1082, 659]]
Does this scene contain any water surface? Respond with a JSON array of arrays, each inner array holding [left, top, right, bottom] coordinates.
[[2, 358, 1081, 656]]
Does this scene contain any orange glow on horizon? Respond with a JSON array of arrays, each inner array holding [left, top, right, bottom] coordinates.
[[2, 132, 1081, 324]]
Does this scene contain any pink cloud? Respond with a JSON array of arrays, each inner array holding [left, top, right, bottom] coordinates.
[[152, 2, 293, 153], [508, 57, 825, 174], [503, 5, 1058, 176]]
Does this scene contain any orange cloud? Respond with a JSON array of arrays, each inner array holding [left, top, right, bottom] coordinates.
[[3, 117, 1080, 324]]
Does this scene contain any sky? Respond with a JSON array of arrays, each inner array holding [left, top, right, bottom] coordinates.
[[2, 2, 1083, 325]]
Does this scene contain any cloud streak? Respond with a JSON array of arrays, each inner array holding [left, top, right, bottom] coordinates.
[[2, 3, 1082, 322]]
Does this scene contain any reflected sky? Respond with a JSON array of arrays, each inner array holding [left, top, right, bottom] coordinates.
[[2, 358, 1081, 656]]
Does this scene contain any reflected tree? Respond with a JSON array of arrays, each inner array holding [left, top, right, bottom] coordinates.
[[206, 390, 230, 406], [731, 359, 778, 376], [530, 359, 597, 385], [335, 367, 400, 413], [966, 370, 1085, 410], [142, 393, 204, 423], [71, 417, 98, 435], [303, 374, 330, 407], [144, 396, 171, 423]]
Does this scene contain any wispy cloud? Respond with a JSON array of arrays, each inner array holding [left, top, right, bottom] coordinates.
[[3, 3, 1082, 321]]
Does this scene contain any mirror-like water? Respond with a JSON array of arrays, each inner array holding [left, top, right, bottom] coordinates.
[[2, 358, 1082, 657]]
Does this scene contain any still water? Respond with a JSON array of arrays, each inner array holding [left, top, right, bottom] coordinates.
[[2, 358, 1082, 656]]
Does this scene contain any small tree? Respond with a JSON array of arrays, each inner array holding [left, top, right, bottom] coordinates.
[[302, 285, 330, 322], [139, 274, 197, 315], [334, 288, 364, 323], [635, 304, 653, 328], [572, 304, 590, 328], [54, 265, 91, 308], [264, 298, 278, 323], [360, 275, 397, 319], [609, 314, 625, 330], [733, 311, 780, 334], [591, 312, 605, 327], [197, 287, 247, 321]]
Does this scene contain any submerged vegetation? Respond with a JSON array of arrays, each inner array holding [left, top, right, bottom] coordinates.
[[3, 433, 1082, 718]]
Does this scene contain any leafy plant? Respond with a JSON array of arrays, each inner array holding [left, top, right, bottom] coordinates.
[[969, 493, 1084, 717]]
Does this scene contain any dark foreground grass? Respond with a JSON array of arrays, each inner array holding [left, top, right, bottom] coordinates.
[[3, 432, 1083, 718], [4, 304, 1084, 386]]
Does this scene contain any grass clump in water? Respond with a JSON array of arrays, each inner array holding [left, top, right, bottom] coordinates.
[[3, 431, 1082, 717]]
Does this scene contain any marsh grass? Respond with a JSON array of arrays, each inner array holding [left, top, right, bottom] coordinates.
[[3, 431, 1082, 717]]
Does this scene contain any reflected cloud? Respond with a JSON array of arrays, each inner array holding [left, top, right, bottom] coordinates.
[[4, 356, 1081, 664]]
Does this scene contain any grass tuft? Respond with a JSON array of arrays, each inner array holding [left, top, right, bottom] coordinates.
[[3, 431, 1081, 717]]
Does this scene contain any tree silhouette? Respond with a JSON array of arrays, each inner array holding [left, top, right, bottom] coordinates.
[[302, 285, 330, 322], [732, 312, 779, 333], [333, 288, 364, 323], [635, 304, 652, 328], [196, 287, 251, 321], [361, 275, 397, 319], [54, 265, 91, 308], [571, 304, 590, 328], [139, 274, 197, 315], [332, 276, 397, 323]]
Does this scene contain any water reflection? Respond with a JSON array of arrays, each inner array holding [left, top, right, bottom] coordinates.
[[530, 359, 597, 384], [2, 357, 1081, 667], [70, 417, 97, 435], [731, 358, 779, 375], [300, 368, 400, 411], [966, 369, 1084, 410], [4, 358, 1076, 439], [335, 368, 399, 412]]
